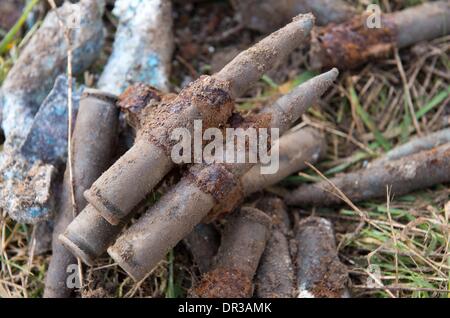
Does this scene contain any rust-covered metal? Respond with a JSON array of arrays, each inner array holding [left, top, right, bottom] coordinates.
[[106, 114, 270, 280], [285, 143, 450, 207], [184, 223, 221, 274], [255, 197, 295, 298], [295, 217, 349, 298], [45, 90, 119, 298], [310, 14, 397, 70], [55, 124, 324, 265], [310, 1, 450, 70], [117, 83, 165, 131], [80, 14, 315, 227], [242, 127, 326, 196], [189, 207, 272, 298]]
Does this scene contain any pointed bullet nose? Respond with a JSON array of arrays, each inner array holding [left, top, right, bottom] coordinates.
[[323, 68, 340, 81], [330, 67, 340, 78], [292, 13, 315, 32]]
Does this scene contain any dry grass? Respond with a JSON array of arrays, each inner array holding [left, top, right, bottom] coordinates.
[[0, 0, 449, 298]]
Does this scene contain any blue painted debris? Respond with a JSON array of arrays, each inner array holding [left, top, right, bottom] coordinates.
[[97, 0, 173, 94], [0, 76, 84, 224], [21, 76, 83, 165], [0, 0, 104, 224], [0, 0, 104, 144], [0, 0, 175, 224]]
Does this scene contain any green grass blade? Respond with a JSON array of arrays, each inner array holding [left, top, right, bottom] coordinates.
[[415, 86, 450, 120], [0, 0, 39, 55], [349, 85, 392, 151], [261, 75, 278, 89], [292, 70, 318, 86], [165, 250, 175, 298]]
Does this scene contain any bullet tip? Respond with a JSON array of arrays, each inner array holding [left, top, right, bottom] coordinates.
[[292, 13, 315, 31], [330, 68, 340, 79]]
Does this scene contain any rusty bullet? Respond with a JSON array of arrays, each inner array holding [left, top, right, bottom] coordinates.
[[107, 69, 338, 280], [295, 217, 349, 298], [183, 224, 220, 274], [370, 128, 450, 167], [285, 143, 450, 207], [189, 207, 272, 298], [81, 14, 315, 226], [45, 89, 118, 298], [255, 197, 295, 298], [310, 1, 450, 70]]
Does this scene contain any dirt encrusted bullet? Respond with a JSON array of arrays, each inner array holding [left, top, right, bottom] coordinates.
[[0, 0, 104, 144], [58, 124, 325, 265], [295, 217, 349, 298], [255, 197, 295, 298], [184, 128, 325, 275], [58, 86, 166, 266], [310, 1, 450, 70], [285, 143, 450, 207], [44, 90, 118, 298], [370, 128, 450, 167], [233, 0, 357, 32], [207, 126, 326, 222], [97, 0, 173, 94], [189, 207, 272, 298], [184, 223, 221, 274], [78, 14, 315, 227], [106, 69, 338, 281], [239, 127, 325, 200]]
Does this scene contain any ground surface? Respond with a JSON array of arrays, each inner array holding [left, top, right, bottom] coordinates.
[[0, 0, 449, 298]]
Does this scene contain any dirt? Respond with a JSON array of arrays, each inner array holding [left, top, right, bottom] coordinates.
[[0, 0, 23, 31], [172, 1, 311, 92], [189, 267, 253, 298], [117, 83, 164, 129], [142, 75, 234, 155], [210, 47, 242, 74]]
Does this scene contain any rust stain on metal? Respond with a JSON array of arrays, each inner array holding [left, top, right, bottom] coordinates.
[[296, 217, 349, 298], [117, 83, 163, 129], [187, 164, 241, 203], [141, 75, 234, 155], [190, 268, 253, 298], [310, 14, 397, 70]]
